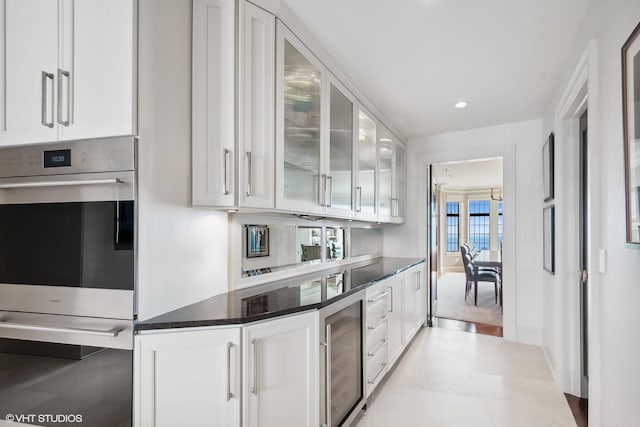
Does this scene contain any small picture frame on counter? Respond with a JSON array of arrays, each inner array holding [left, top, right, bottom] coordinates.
[[246, 225, 269, 258]]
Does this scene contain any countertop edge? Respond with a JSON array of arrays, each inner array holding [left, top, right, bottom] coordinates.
[[136, 258, 425, 332]]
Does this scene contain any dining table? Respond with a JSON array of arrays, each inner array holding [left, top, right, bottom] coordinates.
[[474, 250, 502, 269]]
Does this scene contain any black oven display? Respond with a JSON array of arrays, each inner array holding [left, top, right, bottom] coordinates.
[[43, 149, 72, 168]]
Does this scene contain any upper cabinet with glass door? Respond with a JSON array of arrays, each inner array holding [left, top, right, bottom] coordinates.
[[377, 125, 406, 223], [276, 23, 324, 214], [355, 107, 377, 221], [324, 76, 355, 218]]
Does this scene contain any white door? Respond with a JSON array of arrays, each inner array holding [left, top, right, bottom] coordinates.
[[238, 0, 275, 209], [1, 0, 58, 145], [136, 327, 241, 427], [243, 311, 319, 427], [192, 0, 236, 206], [58, 0, 136, 141], [387, 276, 404, 367]]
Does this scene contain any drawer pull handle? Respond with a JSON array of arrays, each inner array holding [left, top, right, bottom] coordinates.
[[367, 339, 388, 357], [367, 291, 389, 303], [367, 362, 387, 384], [367, 315, 388, 330]]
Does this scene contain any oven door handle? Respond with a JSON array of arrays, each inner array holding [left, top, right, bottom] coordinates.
[[0, 178, 124, 189], [0, 321, 122, 337]]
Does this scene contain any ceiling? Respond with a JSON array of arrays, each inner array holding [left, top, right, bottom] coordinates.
[[282, 0, 590, 138], [432, 158, 503, 190]]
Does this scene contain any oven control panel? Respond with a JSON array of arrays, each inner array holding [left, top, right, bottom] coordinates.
[[0, 136, 135, 178]]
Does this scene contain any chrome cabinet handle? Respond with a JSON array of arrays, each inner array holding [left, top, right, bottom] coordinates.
[[57, 69, 71, 126], [41, 71, 54, 128], [367, 291, 389, 303], [223, 148, 231, 195], [389, 286, 393, 313], [326, 176, 333, 207], [0, 320, 121, 337], [319, 174, 327, 206], [245, 151, 252, 196], [416, 271, 421, 291], [367, 362, 387, 384], [251, 339, 258, 394], [367, 315, 388, 331], [226, 342, 234, 401], [0, 178, 123, 189], [356, 186, 362, 212], [325, 324, 332, 426], [391, 198, 398, 217]]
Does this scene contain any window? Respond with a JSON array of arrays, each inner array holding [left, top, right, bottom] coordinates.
[[468, 200, 490, 250], [498, 201, 503, 245], [445, 202, 459, 252]]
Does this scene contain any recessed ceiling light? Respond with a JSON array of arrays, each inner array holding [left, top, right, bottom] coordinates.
[[454, 101, 468, 109]]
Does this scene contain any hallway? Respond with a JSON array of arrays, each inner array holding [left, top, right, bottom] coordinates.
[[356, 327, 576, 427]]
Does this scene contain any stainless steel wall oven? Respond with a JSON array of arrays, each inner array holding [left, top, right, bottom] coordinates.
[[0, 137, 136, 427]]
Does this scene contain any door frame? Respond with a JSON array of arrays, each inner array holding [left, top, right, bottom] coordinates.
[[424, 147, 516, 341], [553, 41, 599, 404]]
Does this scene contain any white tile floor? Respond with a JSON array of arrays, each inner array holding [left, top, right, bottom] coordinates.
[[356, 327, 576, 427]]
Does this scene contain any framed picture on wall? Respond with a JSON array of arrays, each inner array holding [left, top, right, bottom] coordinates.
[[246, 225, 269, 258], [542, 132, 555, 202], [543, 205, 555, 274], [622, 22, 640, 244]]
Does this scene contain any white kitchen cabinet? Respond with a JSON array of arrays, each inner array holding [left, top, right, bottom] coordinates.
[[386, 275, 404, 367], [0, 0, 136, 146], [324, 75, 356, 218], [135, 327, 241, 427], [192, 0, 237, 207], [377, 125, 406, 224], [393, 141, 407, 224], [365, 281, 390, 396], [193, 0, 275, 209], [238, 0, 276, 209], [275, 22, 325, 215], [355, 107, 378, 221], [402, 267, 426, 344], [243, 311, 319, 427]]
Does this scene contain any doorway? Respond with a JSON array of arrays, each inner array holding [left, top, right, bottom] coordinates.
[[579, 109, 589, 398], [427, 158, 504, 335]]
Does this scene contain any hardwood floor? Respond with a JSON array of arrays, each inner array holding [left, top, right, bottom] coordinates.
[[565, 394, 588, 427], [432, 316, 503, 338]]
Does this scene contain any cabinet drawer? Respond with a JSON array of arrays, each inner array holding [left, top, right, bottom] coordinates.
[[366, 286, 389, 309], [367, 299, 388, 330], [366, 341, 388, 395], [366, 317, 387, 353]]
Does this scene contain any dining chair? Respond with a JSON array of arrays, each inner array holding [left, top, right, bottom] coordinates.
[[464, 254, 500, 306]]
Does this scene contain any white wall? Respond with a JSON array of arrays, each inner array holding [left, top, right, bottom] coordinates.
[[542, 0, 640, 425], [383, 119, 543, 344], [136, 0, 230, 320]]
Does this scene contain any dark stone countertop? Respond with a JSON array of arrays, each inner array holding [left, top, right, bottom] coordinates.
[[136, 257, 425, 331]]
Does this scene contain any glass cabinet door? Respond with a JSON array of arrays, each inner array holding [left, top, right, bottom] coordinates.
[[357, 109, 377, 217], [394, 142, 407, 221], [356, 110, 377, 220], [378, 127, 393, 220], [277, 24, 323, 212], [327, 81, 354, 214]]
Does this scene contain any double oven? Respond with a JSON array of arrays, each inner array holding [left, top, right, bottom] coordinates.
[[0, 137, 136, 426]]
